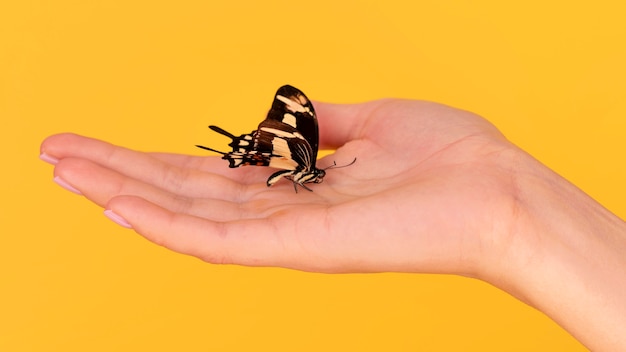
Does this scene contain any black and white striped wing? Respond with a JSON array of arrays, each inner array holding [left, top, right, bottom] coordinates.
[[196, 85, 329, 191], [264, 85, 319, 164], [198, 85, 318, 172]]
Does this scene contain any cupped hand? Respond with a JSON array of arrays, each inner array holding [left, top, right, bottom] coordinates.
[[40, 98, 626, 350], [40, 99, 523, 276]]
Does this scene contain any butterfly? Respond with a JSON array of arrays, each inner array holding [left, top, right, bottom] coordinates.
[[196, 85, 356, 192]]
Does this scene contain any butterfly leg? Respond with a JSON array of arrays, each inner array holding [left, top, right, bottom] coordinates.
[[293, 181, 313, 193]]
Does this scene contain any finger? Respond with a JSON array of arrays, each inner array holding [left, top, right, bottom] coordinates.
[[149, 152, 268, 184], [41, 133, 268, 194], [41, 133, 230, 173], [54, 157, 261, 221], [53, 157, 329, 220], [149, 152, 226, 173], [106, 195, 304, 268], [53, 153, 244, 201]]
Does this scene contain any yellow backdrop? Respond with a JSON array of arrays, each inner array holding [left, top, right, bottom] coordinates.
[[2, 1, 624, 351]]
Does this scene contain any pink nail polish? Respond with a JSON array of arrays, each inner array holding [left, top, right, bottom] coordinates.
[[39, 153, 59, 165], [53, 176, 82, 195], [104, 210, 133, 229]]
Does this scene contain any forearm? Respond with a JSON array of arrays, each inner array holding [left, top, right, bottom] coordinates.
[[495, 152, 626, 351]]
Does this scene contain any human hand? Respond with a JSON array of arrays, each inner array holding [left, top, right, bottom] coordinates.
[[39, 99, 521, 277], [40, 98, 626, 350]]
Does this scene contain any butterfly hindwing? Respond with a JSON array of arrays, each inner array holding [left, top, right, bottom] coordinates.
[[202, 126, 272, 168]]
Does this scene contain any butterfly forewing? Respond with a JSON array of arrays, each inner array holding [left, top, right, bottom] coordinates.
[[265, 85, 319, 162]]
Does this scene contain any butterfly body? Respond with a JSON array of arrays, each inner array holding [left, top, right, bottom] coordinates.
[[197, 85, 333, 192]]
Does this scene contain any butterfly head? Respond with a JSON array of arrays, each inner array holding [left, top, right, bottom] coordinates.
[[286, 158, 356, 192], [314, 170, 326, 183]]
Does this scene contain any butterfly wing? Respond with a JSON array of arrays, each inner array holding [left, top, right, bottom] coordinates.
[[198, 85, 319, 172], [264, 85, 319, 163]]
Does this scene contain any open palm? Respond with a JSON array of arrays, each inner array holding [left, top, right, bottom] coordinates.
[[41, 99, 520, 276]]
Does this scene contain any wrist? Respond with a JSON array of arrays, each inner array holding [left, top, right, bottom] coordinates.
[[485, 149, 626, 350]]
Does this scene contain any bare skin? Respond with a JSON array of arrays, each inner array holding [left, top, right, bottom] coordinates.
[[40, 99, 626, 351]]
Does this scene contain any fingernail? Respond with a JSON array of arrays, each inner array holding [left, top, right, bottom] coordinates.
[[53, 176, 83, 195], [40, 153, 59, 165], [104, 210, 133, 229]]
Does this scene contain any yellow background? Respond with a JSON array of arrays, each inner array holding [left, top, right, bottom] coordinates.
[[1, 1, 624, 351]]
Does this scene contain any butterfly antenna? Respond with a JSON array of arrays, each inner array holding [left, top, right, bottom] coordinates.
[[323, 157, 357, 170]]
